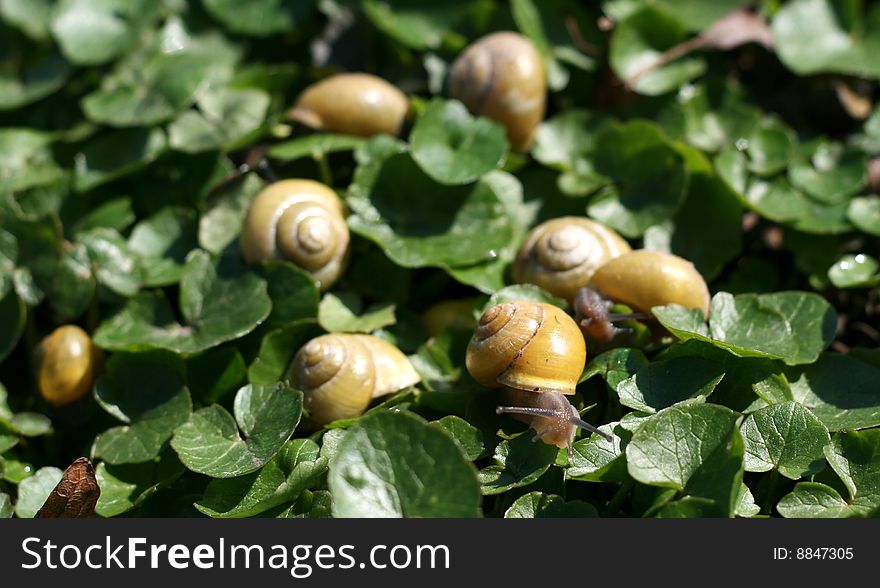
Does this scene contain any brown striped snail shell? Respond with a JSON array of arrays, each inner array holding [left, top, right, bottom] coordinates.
[[590, 249, 711, 317], [287, 73, 409, 137], [35, 325, 103, 407], [512, 217, 631, 303], [287, 333, 420, 426], [240, 180, 350, 291], [447, 31, 546, 151], [465, 301, 610, 453]]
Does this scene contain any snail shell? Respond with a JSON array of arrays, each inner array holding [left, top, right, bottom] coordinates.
[[591, 250, 711, 317], [240, 180, 350, 291], [447, 31, 546, 151], [512, 217, 631, 303], [287, 73, 409, 137], [465, 301, 586, 395], [35, 325, 103, 407], [287, 333, 420, 425]]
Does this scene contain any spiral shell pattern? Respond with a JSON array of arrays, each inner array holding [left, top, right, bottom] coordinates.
[[465, 301, 586, 395], [447, 31, 546, 151], [288, 333, 420, 425], [240, 180, 350, 291], [287, 73, 409, 137], [512, 217, 631, 303]]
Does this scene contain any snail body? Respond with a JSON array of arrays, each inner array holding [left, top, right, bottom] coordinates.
[[590, 250, 711, 317], [465, 301, 610, 454], [447, 31, 546, 151], [287, 73, 409, 137], [36, 325, 102, 407], [512, 217, 631, 303], [287, 333, 420, 425], [240, 180, 350, 291]]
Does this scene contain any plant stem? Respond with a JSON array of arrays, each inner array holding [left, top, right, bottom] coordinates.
[[603, 480, 633, 517], [316, 153, 334, 186]]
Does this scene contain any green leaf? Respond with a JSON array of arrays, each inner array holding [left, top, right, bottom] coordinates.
[[478, 434, 558, 495], [828, 254, 880, 288], [0, 44, 70, 110], [609, 8, 706, 96], [247, 320, 322, 386], [73, 128, 168, 192], [0, 128, 64, 192], [745, 120, 795, 176], [430, 415, 484, 461], [653, 291, 837, 366], [789, 140, 866, 203], [95, 456, 185, 517], [566, 422, 628, 482], [49, 0, 160, 65], [92, 351, 192, 465], [627, 402, 743, 516], [168, 88, 270, 154], [348, 152, 515, 268], [328, 410, 481, 517], [777, 482, 858, 518], [14, 466, 62, 518], [171, 383, 302, 478], [0, 288, 25, 361], [586, 120, 688, 237], [195, 439, 328, 518], [78, 228, 142, 296], [185, 347, 247, 405], [772, 0, 880, 79], [409, 98, 508, 185], [318, 292, 395, 334], [202, 0, 313, 37], [0, 492, 11, 518], [504, 491, 598, 518], [49, 242, 95, 320], [848, 196, 880, 236], [128, 207, 199, 287], [736, 483, 761, 517], [93, 250, 271, 354], [617, 356, 725, 413], [361, 0, 467, 50], [269, 134, 367, 163], [199, 173, 265, 255], [1, 0, 53, 40], [580, 347, 649, 387], [741, 401, 830, 480], [261, 261, 320, 329], [785, 353, 880, 431]]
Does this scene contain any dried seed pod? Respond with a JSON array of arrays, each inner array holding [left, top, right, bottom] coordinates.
[[35, 325, 103, 407], [288, 333, 420, 426], [512, 217, 631, 303], [240, 179, 350, 291], [447, 31, 547, 151], [591, 249, 711, 317], [287, 73, 409, 137]]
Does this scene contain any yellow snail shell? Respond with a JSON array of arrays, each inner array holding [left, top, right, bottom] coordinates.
[[240, 179, 350, 291], [447, 31, 546, 151], [36, 325, 103, 407], [465, 301, 585, 395], [287, 73, 409, 137], [287, 333, 420, 426], [591, 249, 711, 317], [512, 217, 631, 303]]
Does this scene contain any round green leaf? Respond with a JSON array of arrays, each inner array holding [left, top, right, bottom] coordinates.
[[410, 98, 508, 185], [92, 350, 192, 465], [0, 492, 11, 518], [566, 422, 628, 482], [586, 120, 688, 237], [14, 466, 62, 518], [478, 434, 558, 495], [0, 128, 63, 192], [168, 88, 270, 154], [823, 430, 880, 510], [0, 44, 70, 111], [828, 254, 880, 288], [430, 415, 484, 461], [78, 228, 143, 297], [93, 250, 271, 354], [202, 0, 313, 37], [504, 491, 598, 518], [73, 128, 168, 193], [777, 481, 857, 518], [198, 173, 265, 255], [741, 401, 830, 480], [49, 242, 95, 320], [195, 439, 328, 518], [1, 0, 53, 40], [50, 0, 160, 65], [653, 291, 837, 366], [617, 356, 725, 413], [789, 140, 866, 203], [329, 410, 481, 517], [269, 134, 367, 163], [171, 383, 302, 478], [318, 292, 396, 334], [848, 196, 880, 236], [128, 207, 199, 287], [347, 152, 515, 268]]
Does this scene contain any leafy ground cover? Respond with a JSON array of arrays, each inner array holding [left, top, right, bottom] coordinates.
[[1, 0, 879, 518]]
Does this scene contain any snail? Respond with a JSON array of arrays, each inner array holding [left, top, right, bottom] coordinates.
[[465, 301, 611, 456], [240, 179, 350, 291], [590, 249, 711, 317], [286, 73, 409, 137], [573, 286, 645, 343], [447, 31, 546, 151], [35, 325, 103, 407], [287, 333, 420, 426], [511, 217, 631, 303]]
